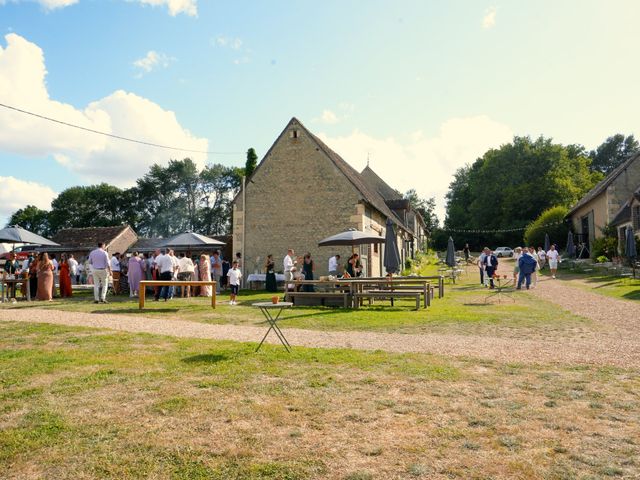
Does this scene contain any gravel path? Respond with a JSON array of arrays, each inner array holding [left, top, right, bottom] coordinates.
[[1, 279, 638, 367]]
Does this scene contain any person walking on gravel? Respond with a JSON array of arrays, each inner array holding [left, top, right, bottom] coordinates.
[[546, 244, 560, 279]]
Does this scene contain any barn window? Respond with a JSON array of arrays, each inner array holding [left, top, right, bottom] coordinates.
[[290, 129, 299, 139]]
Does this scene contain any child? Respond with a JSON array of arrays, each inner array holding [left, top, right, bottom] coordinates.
[[227, 261, 242, 305]]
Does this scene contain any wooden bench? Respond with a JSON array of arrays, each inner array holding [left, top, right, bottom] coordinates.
[[139, 280, 216, 309], [285, 291, 351, 308], [353, 291, 421, 310], [373, 284, 433, 307]]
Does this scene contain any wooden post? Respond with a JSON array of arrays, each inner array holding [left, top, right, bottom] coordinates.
[[211, 281, 216, 309], [139, 282, 145, 309]]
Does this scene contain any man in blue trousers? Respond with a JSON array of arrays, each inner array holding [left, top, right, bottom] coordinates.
[[517, 247, 538, 290]]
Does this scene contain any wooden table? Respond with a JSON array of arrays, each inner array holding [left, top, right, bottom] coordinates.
[[138, 280, 216, 309], [1, 277, 30, 302]]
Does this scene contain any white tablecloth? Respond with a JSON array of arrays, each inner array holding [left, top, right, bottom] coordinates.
[[247, 273, 285, 283]]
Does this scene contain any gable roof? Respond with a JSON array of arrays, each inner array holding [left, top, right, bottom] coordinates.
[[568, 152, 640, 215], [360, 165, 403, 201], [238, 117, 409, 232], [610, 186, 640, 227], [52, 225, 135, 250]]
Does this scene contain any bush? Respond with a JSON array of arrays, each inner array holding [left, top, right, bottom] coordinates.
[[595, 255, 609, 263], [591, 236, 618, 260], [523, 206, 570, 248]]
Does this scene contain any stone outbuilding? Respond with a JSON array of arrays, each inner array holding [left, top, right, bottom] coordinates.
[[567, 152, 640, 251], [232, 117, 426, 277], [51, 225, 138, 260]]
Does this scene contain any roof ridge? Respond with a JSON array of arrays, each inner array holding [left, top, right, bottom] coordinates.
[[568, 151, 640, 215]]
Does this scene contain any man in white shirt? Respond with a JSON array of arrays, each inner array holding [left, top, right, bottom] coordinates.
[[110, 252, 121, 295], [154, 250, 175, 301], [283, 249, 295, 291], [546, 244, 560, 279], [177, 252, 195, 297], [328, 254, 341, 277], [68, 254, 79, 284], [537, 247, 546, 269], [477, 248, 488, 286]]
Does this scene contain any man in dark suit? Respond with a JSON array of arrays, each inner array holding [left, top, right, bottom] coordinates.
[[517, 246, 538, 290], [483, 248, 499, 289]]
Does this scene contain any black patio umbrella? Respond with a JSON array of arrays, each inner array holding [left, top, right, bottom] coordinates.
[[544, 233, 550, 253], [318, 228, 385, 248], [566, 231, 576, 259], [383, 218, 401, 274], [160, 231, 225, 249], [445, 236, 456, 268], [625, 226, 637, 275], [0, 225, 59, 250]]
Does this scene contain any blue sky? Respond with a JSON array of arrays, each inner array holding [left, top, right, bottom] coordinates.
[[1, 0, 639, 224]]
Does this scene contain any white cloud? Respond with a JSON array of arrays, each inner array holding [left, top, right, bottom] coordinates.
[[320, 110, 339, 124], [317, 116, 513, 222], [482, 6, 497, 29], [214, 35, 243, 50], [0, 33, 208, 186], [137, 0, 197, 17], [133, 50, 173, 77], [0, 0, 197, 16], [0, 176, 57, 218]]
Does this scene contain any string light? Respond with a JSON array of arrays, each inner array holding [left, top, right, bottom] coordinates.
[[442, 220, 567, 234]]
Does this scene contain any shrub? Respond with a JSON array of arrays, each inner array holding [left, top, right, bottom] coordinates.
[[591, 236, 618, 260], [523, 206, 570, 248], [596, 255, 609, 263]]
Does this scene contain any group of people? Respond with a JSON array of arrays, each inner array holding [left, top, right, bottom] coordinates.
[[3, 251, 77, 301], [477, 244, 561, 290], [86, 244, 243, 304], [261, 249, 363, 293]]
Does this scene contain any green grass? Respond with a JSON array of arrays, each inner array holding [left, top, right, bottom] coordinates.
[[1, 321, 638, 479], [3, 267, 591, 336], [550, 266, 640, 301]]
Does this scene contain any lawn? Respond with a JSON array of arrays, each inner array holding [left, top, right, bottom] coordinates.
[[546, 267, 640, 302], [3, 268, 591, 337], [1, 321, 638, 479]]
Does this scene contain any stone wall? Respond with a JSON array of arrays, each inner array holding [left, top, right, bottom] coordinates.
[[607, 156, 640, 221], [233, 119, 365, 277]]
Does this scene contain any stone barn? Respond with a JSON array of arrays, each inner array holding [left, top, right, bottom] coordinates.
[[232, 117, 426, 277]]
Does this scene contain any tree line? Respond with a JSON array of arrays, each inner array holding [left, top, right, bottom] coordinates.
[[438, 133, 638, 249], [7, 148, 260, 238]]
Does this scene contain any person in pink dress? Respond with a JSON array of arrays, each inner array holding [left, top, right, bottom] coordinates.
[[127, 252, 144, 297], [199, 254, 212, 297]]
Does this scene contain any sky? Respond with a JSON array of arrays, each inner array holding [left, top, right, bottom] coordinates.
[[1, 0, 640, 227]]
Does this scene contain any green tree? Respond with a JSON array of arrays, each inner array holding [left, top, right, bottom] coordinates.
[[6, 205, 50, 236], [48, 184, 133, 233], [199, 164, 243, 235], [523, 206, 569, 249], [444, 136, 602, 247], [245, 148, 258, 179], [404, 189, 439, 232], [589, 134, 639, 175]]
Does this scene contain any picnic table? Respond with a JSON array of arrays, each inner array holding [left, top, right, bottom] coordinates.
[[253, 302, 293, 352], [138, 280, 216, 309], [346, 278, 430, 310], [287, 279, 353, 307]]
